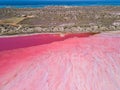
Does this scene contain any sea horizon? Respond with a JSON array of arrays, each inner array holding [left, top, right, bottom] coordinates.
[[0, 1, 120, 8]]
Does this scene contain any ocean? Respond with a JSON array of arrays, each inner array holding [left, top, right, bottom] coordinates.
[[0, 1, 120, 8]]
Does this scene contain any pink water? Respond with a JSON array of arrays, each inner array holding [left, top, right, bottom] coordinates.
[[0, 33, 92, 51], [0, 32, 120, 90]]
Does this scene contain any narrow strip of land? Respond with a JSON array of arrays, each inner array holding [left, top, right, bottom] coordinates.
[[0, 6, 119, 36]]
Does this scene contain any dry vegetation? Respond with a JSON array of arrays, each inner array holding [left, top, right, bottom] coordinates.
[[0, 17, 26, 25], [0, 6, 120, 35]]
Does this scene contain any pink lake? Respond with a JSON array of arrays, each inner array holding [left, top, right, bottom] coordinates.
[[0, 33, 92, 51], [0, 32, 120, 90]]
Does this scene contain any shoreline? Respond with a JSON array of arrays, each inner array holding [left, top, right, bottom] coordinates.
[[0, 31, 120, 38], [0, 1, 120, 8], [0, 32, 61, 38], [0, 5, 120, 9], [0, 32, 94, 38]]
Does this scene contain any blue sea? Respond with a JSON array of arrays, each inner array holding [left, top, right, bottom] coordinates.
[[0, 1, 120, 8]]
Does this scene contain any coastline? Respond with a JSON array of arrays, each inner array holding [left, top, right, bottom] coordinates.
[[0, 5, 120, 9], [0, 1, 120, 9], [0, 32, 95, 38], [0, 32, 62, 38], [0, 30, 120, 38]]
